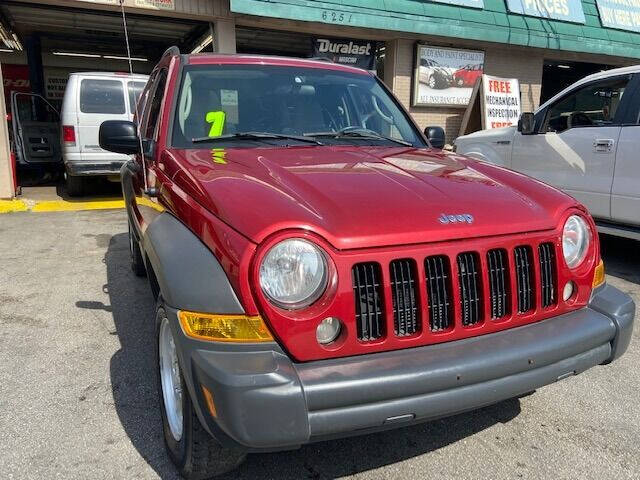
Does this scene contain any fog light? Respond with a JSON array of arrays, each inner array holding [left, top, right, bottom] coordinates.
[[316, 317, 341, 345], [563, 281, 575, 301]]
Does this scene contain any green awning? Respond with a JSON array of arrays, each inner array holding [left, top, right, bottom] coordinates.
[[230, 0, 640, 59]]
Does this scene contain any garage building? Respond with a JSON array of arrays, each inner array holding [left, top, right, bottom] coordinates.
[[2, 0, 640, 198]]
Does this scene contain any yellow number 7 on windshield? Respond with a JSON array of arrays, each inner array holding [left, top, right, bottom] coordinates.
[[205, 111, 226, 137]]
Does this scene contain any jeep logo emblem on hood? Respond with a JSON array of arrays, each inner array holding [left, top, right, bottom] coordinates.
[[439, 213, 474, 224]]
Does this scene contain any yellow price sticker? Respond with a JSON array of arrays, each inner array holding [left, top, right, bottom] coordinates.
[[205, 111, 226, 137]]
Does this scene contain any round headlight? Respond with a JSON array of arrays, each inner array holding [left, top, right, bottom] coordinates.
[[259, 238, 328, 309], [562, 215, 591, 269]]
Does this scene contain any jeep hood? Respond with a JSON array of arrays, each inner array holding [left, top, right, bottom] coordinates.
[[167, 146, 575, 249]]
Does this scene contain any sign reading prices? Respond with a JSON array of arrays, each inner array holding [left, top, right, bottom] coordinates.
[[481, 75, 521, 129], [596, 0, 640, 33], [506, 0, 586, 23]]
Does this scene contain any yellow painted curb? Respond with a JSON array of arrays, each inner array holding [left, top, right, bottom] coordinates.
[[31, 199, 126, 212], [0, 200, 29, 213]]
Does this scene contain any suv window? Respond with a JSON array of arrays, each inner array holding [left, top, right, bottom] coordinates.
[[80, 79, 125, 114], [128, 81, 146, 116], [144, 70, 167, 139], [544, 76, 630, 133], [172, 65, 424, 148]]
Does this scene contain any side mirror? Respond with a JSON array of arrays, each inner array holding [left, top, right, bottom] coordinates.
[[424, 126, 446, 149], [517, 112, 535, 135], [99, 120, 140, 154]]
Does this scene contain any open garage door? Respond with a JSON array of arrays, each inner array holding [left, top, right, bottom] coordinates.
[[0, 0, 212, 192]]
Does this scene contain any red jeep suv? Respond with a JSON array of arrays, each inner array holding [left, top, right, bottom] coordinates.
[[99, 48, 635, 479]]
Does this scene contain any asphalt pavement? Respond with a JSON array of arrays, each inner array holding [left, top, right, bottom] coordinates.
[[0, 209, 638, 479]]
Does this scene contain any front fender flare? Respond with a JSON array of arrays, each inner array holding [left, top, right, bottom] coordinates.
[[143, 212, 244, 314]]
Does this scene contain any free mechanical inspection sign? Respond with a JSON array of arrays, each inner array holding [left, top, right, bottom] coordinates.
[[481, 75, 521, 129]]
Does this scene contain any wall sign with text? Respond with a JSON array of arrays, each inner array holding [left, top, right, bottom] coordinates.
[[413, 45, 484, 107], [506, 0, 586, 23], [312, 38, 377, 70], [596, 0, 640, 33], [481, 75, 521, 129]]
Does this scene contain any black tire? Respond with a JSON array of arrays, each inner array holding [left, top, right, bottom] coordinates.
[[128, 220, 146, 277], [155, 304, 246, 479], [65, 174, 84, 197]]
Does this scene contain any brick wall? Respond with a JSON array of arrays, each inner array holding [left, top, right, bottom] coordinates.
[[386, 39, 544, 144]]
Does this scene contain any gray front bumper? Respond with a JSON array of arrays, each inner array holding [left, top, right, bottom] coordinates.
[[170, 284, 634, 452]]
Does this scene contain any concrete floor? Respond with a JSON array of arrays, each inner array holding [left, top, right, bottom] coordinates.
[[0, 209, 637, 480]]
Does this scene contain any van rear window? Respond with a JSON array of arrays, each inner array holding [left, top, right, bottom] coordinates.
[[80, 79, 125, 114]]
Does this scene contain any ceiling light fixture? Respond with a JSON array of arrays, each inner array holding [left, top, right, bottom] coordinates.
[[103, 55, 148, 62], [557, 64, 571, 69], [53, 51, 100, 58], [0, 48, 14, 53]]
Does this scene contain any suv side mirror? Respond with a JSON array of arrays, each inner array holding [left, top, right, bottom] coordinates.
[[424, 126, 446, 149], [518, 112, 535, 135], [99, 120, 140, 154]]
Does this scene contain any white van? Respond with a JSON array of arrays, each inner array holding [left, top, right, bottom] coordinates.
[[61, 72, 149, 196]]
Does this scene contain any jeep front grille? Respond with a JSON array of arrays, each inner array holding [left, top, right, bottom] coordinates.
[[353, 241, 559, 342], [390, 259, 420, 336], [352, 262, 384, 341]]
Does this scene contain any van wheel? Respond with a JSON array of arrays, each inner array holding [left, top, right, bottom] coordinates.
[[66, 175, 84, 197], [128, 220, 146, 277], [156, 304, 246, 479]]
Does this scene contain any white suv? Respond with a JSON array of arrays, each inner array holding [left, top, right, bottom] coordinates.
[[455, 66, 640, 240]]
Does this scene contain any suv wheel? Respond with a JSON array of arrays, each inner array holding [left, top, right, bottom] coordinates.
[[128, 221, 146, 277], [156, 304, 246, 479], [66, 174, 84, 197], [428, 75, 437, 89]]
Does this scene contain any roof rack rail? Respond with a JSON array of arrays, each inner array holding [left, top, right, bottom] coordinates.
[[162, 46, 181, 58]]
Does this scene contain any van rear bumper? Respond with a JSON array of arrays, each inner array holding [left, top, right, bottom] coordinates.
[[65, 160, 127, 176]]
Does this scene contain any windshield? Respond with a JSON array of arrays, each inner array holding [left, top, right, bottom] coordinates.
[[172, 64, 425, 148]]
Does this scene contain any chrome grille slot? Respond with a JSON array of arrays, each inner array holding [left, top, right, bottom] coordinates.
[[487, 248, 510, 320], [514, 246, 534, 313], [390, 259, 420, 336], [457, 252, 483, 326], [424, 255, 452, 331], [539, 243, 557, 308], [352, 262, 384, 341]]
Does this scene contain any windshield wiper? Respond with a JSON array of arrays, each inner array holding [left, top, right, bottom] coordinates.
[[191, 132, 323, 145], [304, 127, 413, 147]]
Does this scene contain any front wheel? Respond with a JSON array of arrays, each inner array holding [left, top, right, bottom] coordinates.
[[156, 305, 246, 479]]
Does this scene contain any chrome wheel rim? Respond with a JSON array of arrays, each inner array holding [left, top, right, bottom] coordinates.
[[159, 317, 183, 441]]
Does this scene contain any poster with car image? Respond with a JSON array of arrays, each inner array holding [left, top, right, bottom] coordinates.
[[413, 46, 484, 107]]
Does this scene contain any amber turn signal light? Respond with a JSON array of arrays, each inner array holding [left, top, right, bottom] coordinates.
[[178, 311, 273, 342], [592, 260, 605, 288]]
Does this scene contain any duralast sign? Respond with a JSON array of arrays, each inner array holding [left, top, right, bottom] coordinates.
[[313, 38, 377, 70]]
